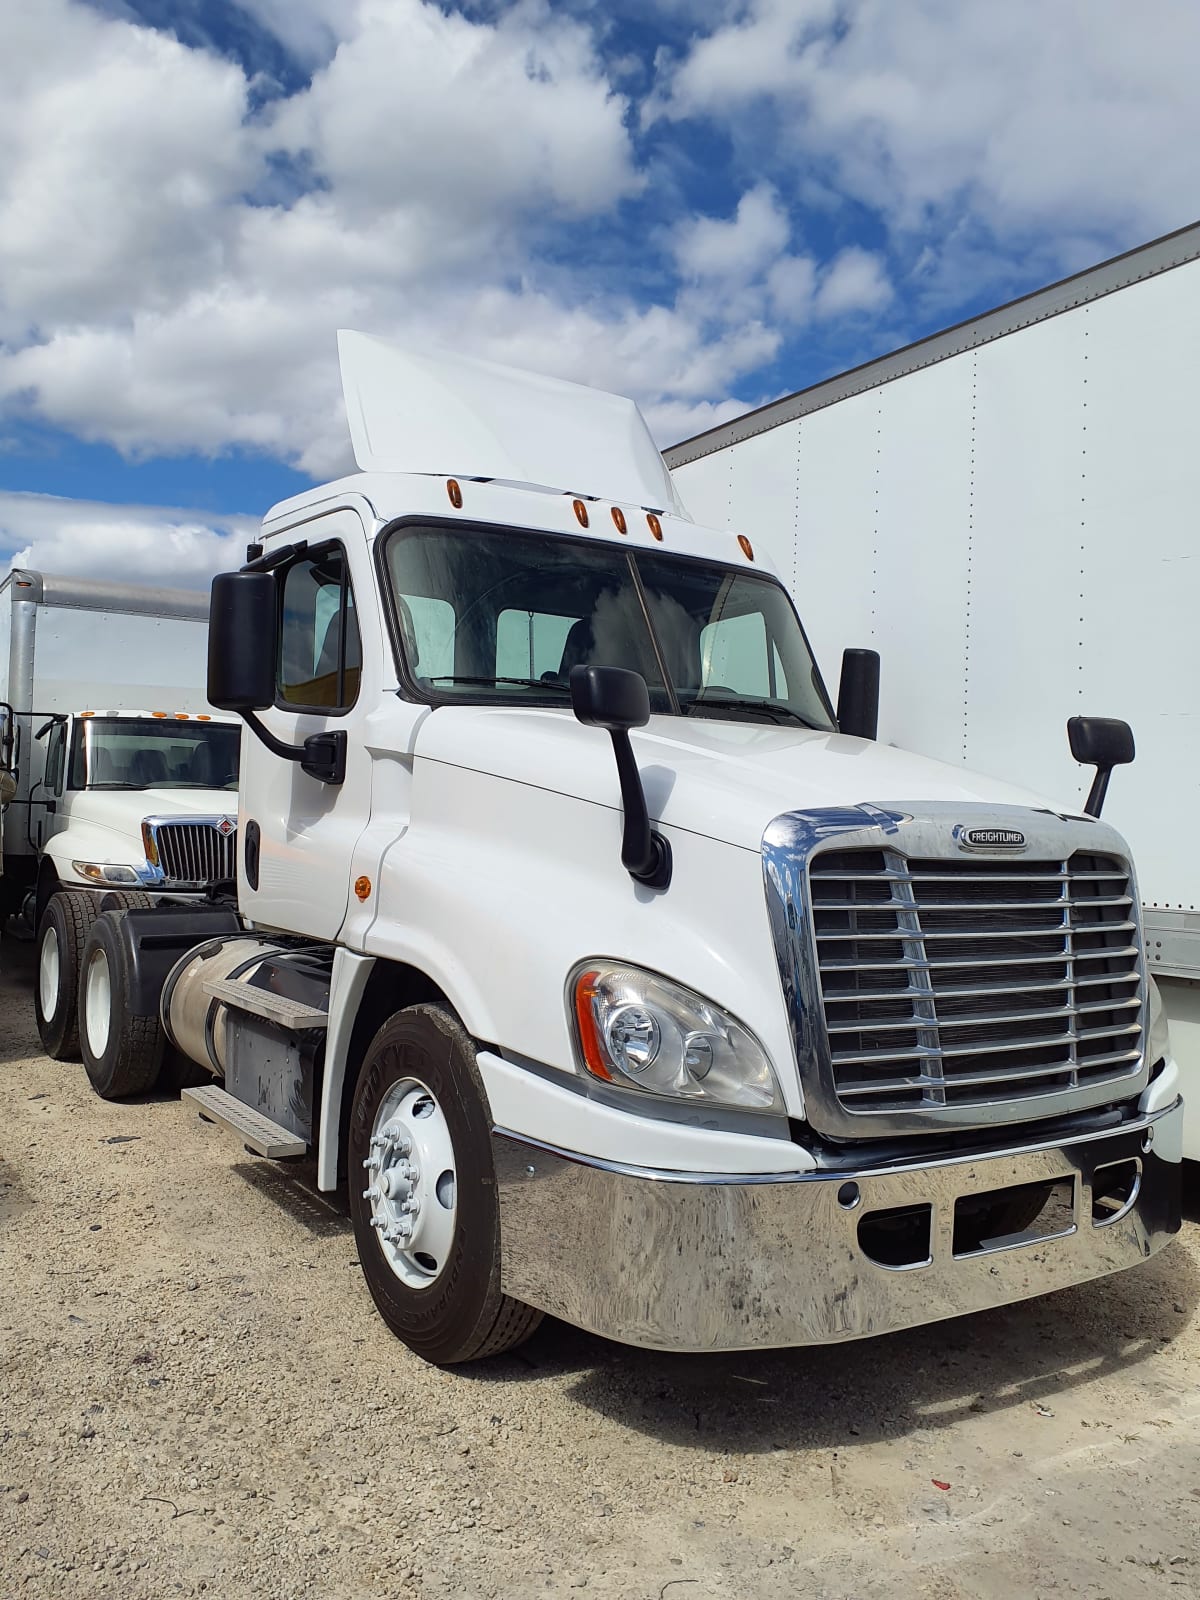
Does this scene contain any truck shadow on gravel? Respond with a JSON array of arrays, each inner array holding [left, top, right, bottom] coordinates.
[[476, 1175, 1200, 1453]]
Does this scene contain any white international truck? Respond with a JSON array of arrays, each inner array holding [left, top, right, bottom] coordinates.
[[68, 332, 1181, 1365], [0, 569, 240, 1058], [664, 220, 1200, 1163]]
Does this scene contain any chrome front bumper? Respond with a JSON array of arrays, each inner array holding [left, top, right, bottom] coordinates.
[[492, 1099, 1183, 1352]]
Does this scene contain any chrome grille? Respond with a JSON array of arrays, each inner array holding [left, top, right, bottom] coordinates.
[[809, 849, 1143, 1117], [154, 821, 237, 887]]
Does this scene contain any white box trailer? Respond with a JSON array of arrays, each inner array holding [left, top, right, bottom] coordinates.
[[664, 220, 1200, 1157]]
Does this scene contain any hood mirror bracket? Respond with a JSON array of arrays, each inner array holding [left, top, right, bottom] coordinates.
[[569, 665, 672, 892]]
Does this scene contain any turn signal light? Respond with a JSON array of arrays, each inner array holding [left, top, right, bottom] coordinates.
[[573, 969, 613, 1081]]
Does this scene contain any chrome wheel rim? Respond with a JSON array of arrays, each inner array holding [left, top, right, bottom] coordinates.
[[363, 1077, 457, 1289]]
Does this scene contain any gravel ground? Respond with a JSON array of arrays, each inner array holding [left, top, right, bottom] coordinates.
[[2, 937, 1199, 1600]]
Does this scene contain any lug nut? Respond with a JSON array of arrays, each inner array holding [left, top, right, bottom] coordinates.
[[362, 1186, 382, 1202]]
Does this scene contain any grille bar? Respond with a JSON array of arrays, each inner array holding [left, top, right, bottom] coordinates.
[[810, 848, 1144, 1118], [154, 820, 237, 887]]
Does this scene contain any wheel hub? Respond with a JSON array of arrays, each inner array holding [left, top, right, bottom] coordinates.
[[362, 1080, 457, 1288]]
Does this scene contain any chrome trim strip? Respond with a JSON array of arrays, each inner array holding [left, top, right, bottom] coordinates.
[[492, 1098, 1177, 1187], [761, 802, 1151, 1139]]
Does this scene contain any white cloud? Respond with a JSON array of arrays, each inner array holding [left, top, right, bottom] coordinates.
[[659, 0, 1200, 246], [814, 246, 893, 316], [674, 185, 790, 282], [0, 491, 257, 587]]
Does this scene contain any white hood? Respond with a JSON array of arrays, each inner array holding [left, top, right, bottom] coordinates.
[[414, 707, 1067, 852], [67, 787, 235, 842]]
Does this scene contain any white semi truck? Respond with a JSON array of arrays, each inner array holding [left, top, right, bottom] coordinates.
[[69, 333, 1181, 1365], [0, 570, 240, 1058], [664, 219, 1200, 1161]]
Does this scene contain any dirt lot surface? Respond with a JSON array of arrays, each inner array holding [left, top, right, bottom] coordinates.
[[2, 939, 1199, 1600]]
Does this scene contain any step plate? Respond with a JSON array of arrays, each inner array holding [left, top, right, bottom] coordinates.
[[202, 976, 328, 1031], [182, 1084, 306, 1158]]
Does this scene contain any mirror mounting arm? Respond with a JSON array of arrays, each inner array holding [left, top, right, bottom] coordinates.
[[609, 729, 672, 889], [243, 713, 346, 786]]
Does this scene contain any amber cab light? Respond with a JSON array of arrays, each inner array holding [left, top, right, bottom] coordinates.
[[647, 513, 663, 541], [447, 478, 463, 508], [573, 498, 589, 528], [738, 534, 754, 561], [611, 507, 627, 535]]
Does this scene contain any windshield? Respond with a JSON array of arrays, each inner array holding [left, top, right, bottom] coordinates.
[[383, 524, 836, 729], [69, 718, 241, 791]]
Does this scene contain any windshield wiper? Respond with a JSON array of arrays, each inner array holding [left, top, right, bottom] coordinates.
[[426, 676, 570, 692], [683, 696, 826, 730]]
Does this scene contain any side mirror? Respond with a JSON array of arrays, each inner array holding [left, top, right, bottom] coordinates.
[[1067, 716, 1135, 818], [569, 663, 650, 731], [208, 571, 277, 712], [837, 648, 880, 741], [570, 665, 670, 891]]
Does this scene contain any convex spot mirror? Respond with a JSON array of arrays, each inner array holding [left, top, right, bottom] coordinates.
[[1067, 716, 1135, 772], [209, 570, 276, 711], [1067, 715, 1135, 818], [569, 663, 650, 732]]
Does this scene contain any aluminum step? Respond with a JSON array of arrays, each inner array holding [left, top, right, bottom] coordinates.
[[202, 976, 328, 1031], [183, 1084, 306, 1158]]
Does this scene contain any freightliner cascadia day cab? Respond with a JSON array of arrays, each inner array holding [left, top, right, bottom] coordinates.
[[69, 333, 1182, 1364], [663, 221, 1200, 1162], [0, 570, 241, 1061]]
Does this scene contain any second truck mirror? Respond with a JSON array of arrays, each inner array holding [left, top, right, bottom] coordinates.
[[837, 648, 880, 741], [208, 571, 277, 711], [1067, 715, 1135, 818]]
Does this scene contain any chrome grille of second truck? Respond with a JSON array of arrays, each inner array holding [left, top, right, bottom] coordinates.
[[810, 850, 1142, 1115], [155, 822, 236, 886]]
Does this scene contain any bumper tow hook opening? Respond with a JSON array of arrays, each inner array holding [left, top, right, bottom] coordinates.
[[857, 1203, 933, 1269], [1092, 1159, 1141, 1226]]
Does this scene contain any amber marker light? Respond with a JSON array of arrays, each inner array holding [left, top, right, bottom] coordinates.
[[611, 507, 627, 535], [354, 875, 372, 902], [447, 478, 463, 508], [647, 513, 663, 541], [573, 969, 613, 1080], [197, 714, 211, 722], [738, 534, 755, 561], [151, 712, 166, 719], [573, 499, 589, 528]]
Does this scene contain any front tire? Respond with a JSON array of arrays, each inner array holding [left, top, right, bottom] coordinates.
[[77, 912, 165, 1099], [35, 891, 100, 1060], [348, 1004, 542, 1364]]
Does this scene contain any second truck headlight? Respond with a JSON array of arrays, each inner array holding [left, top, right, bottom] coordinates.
[[72, 861, 140, 885], [570, 962, 783, 1112]]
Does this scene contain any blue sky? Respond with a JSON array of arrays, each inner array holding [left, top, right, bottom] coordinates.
[[1, 0, 1197, 581]]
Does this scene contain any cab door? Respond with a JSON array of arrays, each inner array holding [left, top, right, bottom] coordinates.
[[237, 509, 380, 940]]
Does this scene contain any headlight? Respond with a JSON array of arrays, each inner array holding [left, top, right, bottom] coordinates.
[[570, 962, 783, 1112], [1147, 974, 1170, 1067], [72, 861, 140, 885]]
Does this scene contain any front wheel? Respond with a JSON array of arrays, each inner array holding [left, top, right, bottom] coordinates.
[[77, 912, 165, 1099], [348, 1004, 543, 1364], [35, 891, 100, 1059]]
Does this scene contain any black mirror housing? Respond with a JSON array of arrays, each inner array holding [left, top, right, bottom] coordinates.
[[837, 648, 880, 741], [208, 570, 277, 712], [569, 664, 650, 732], [1067, 715, 1135, 818], [1067, 716, 1135, 771]]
